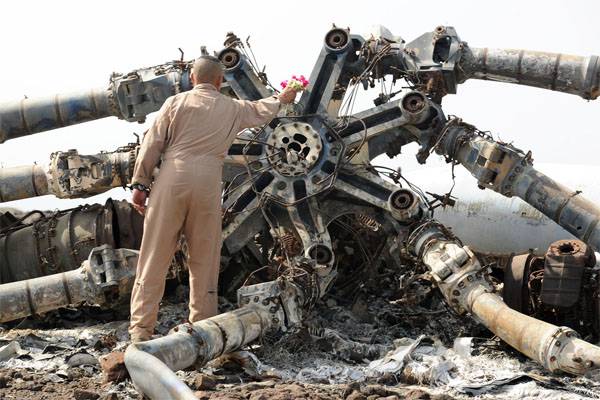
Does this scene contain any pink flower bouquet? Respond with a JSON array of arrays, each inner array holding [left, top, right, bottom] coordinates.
[[281, 75, 309, 91]]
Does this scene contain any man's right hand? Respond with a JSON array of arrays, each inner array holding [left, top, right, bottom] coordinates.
[[132, 188, 148, 215], [278, 86, 299, 104]]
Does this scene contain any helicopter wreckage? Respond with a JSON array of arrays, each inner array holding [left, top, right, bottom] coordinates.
[[1, 25, 600, 399]]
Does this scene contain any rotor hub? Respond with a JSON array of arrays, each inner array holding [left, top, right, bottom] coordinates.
[[267, 122, 323, 177]]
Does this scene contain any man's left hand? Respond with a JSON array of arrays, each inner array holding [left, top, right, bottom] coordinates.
[[132, 188, 148, 215]]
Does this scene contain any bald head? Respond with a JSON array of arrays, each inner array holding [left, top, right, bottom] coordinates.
[[191, 56, 225, 89]]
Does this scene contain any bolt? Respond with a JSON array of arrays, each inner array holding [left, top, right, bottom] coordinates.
[[467, 275, 473, 282], [566, 331, 572, 337], [262, 299, 269, 306], [586, 360, 595, 368], [555, 341, 561, 347], [277, 181, 287, 190], [458, 282, 465, 288], [550, 356, 557, 362], [254, 296, 259, 303], [269, 306, 278, 313], [330, 148, 338, 156], [174, 326, 179, 332], [573, 356, 583, 363], [272, 317, 280, 324], [452, 290, 460, 296]]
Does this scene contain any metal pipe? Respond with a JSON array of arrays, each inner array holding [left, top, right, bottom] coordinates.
[[459, 47, 600, 100], [511, 167, 600, 251], [0, 89, 113, 143], [470, 290, 600, 374], [409, 220, 600, 375], [0, 268, 87, 322], [124, 305, 276, 400], [0, 64, 192, 143], [0, 164, 48, 202], [437, 124, 600, 252], [0, 246, 138, 323]]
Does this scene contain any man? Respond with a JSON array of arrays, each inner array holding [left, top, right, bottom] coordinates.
[[128, 56, 299, 342]]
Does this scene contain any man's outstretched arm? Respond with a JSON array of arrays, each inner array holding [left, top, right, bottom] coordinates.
[[235, 86, 298, 129]]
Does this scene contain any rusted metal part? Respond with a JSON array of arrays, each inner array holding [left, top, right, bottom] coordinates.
[[409, 220, 600, 376], [0, 144, 137, 203], [459, 48, 600, 100], [0, 164, 48, 202], [471, 291, 600, 375], [541, 240, 595, 307], [436, 122, 600, 252], [0, 199, 142, 284], [0, 246, 138, 323]]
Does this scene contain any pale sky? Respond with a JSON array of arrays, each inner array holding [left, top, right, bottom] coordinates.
[[0, 0, 598, 211]]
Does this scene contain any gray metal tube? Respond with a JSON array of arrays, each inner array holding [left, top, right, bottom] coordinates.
[[0, 268, 87, 322], [125, 306, 275, 399], [437, 125, 600, 252], [512, 166, 600, 252], [470, 289, 600, 375], [0, 88, 112, 143], [459, 47, 600, 99], [0, 164, 48, 202], [0, 245, 138, 323]]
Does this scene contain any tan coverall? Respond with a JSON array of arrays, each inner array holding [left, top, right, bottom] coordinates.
[[129, 83, 281, 339]]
